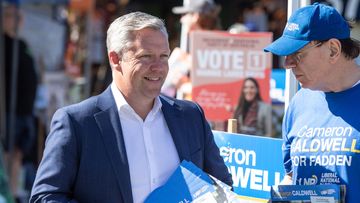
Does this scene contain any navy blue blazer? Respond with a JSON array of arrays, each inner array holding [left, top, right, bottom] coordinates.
[[30, 87, 232, 203]]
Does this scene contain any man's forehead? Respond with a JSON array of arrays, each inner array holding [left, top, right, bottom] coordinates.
[[133, 28, 167, 39]]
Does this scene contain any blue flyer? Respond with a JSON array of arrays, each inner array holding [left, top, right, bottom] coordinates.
[[145, 160, 242, 203]]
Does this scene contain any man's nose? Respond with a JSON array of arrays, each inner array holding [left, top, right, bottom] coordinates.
[[150, 58, 167, 70]]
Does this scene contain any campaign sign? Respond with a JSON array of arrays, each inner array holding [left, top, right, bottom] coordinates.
[[190, 31, 272, 121], [271, 184, 345, 203], [213, 131, 285, 201]]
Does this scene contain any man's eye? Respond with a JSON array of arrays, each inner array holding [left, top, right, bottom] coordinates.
[[160, 55, 169, 60], [140, 55, 151, 59]]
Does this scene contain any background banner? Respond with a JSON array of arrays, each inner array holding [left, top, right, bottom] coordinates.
[[213, 131, 285, 201]]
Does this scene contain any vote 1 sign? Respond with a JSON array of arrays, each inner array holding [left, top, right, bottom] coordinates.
[[190, 31, 273, 121]]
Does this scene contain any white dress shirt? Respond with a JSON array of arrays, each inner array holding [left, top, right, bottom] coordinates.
[[111, 83, 180, 203]]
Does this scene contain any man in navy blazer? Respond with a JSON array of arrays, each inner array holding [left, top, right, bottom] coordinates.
[[30, 11, 232, 203]]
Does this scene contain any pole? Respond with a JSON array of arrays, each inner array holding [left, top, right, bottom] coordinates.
[[227, 119, 237, 133], [179, 0, 189, 52], [284, 0, 310, 112], [0, 0, 6, 145], [7, 3, 21, 190], [179, 21, 188, 52], [83, 4, 94, 99]]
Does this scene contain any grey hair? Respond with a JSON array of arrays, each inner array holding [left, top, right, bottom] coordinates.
[[106, 11, 168, 56]]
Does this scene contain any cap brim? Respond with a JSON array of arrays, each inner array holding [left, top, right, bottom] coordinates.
[[172, 6, 194, 14], [264, 36, 310, 56]]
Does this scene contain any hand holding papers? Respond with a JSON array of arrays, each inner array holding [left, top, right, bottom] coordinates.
[[145, 160, 241, 203]]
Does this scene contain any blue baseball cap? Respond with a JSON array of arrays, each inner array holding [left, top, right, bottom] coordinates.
[[264, 3, 350, 56]]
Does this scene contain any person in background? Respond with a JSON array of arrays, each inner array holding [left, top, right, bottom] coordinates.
[[172, 0, 221, 41], [264, 3, 360, 203], [162, 0, 221, 99], [233, 77, 272, 137], [3, 3, 38, 201], [30, 11, 232, 203], [243, 2, 268, 32]]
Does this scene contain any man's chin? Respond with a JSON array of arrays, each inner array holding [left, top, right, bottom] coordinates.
[[145, 90, 162, 98]]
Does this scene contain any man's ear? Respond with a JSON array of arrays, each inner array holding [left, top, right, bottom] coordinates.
[[109, 51, 121, 70], [328, 39, 341, 63]]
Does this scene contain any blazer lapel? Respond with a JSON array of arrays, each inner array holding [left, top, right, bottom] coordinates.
[[94, 87, 133, 203], [160, 96, 191, 161]]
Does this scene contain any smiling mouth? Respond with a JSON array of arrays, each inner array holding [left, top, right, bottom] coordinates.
[[145, 77, 160, 81]]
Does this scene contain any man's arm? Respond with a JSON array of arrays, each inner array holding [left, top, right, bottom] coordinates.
[[30, 109, 79, 203], [281, 102, 294, 186]]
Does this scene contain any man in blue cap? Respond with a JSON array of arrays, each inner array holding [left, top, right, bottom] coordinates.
[[264, 3, 360, 203]]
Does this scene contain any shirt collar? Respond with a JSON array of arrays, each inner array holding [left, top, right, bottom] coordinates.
[[110, 82, 162, 118], [352, 79, 360, 87]]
